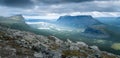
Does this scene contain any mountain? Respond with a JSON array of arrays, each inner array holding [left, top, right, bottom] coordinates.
[[81, 25, 110, 38], [8, 14, 25, 22], [0, 15, 48, 35], [96, 17, 120, 26], [103, 25, 120, 41], [0, 25, 119, 58], [0, 14, 25, 24], [57, 15, 101, 28], [0, 15, 28, 29], [115, 17, 120, 25], [116, 17, 120, 20]]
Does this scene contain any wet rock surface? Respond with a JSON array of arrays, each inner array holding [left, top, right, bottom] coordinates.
[[0, 26, 120, 58]]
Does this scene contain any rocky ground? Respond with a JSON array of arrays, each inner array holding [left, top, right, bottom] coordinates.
[[0, 26, 120, 58]]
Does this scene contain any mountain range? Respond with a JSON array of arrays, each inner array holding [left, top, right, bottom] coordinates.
[[0, 15, 120, 58]]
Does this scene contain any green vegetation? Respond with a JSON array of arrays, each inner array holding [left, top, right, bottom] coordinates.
[[102, 52, 117, 58], [62, 50, 87, 57], [111, 43, 120, 50]]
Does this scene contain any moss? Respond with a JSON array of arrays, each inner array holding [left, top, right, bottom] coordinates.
[[16, 48, 34, 56], [0, 36, 14, 42], [102, 52, 116, 58], [0, 31, 5, 35], [62, 50, 88, 57], [7, 41, 21, 49]]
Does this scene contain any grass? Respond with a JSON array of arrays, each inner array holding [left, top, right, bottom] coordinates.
[[102, 52, 117, 58], [62, 50, 88, 57], [111, 43, 120, 50]]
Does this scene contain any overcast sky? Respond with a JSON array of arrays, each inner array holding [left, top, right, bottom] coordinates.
[[0, 0, 120, 19]]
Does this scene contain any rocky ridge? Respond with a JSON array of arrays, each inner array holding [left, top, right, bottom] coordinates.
[[0, 26, 120, 58]]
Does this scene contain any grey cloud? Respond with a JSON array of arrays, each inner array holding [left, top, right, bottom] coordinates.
[[36, 1, 120, 14], [0, 0, 120, 17], [35, 0, 94, 4], [0, 0, 34, 8], [0, 0, 95, 8], [0, 0, 116, 8]]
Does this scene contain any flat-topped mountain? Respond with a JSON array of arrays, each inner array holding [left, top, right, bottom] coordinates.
[[57, 15, 101, 28]]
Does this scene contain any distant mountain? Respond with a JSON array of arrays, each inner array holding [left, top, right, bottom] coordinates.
[[96, 17, 120, 26], [104, 25, 120, 41], [0, 15, 56, 35], [81, 25, 110, 38], [116, 17, 120, 20], [115, 17, 120, 25], [0, 14, 25, 23], [0, 15, 30, 31], [115, 17, 120, 23], [57, 15, 101, 28], [8, 14, 25, 22]]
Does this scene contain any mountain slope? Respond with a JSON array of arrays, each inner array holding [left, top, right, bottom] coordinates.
[[0, 15, 29, 30], [0, 15, 49, 35], [81, 25, 110, 38], [96, 17, 120, 26], [0, 25, 120, 58]]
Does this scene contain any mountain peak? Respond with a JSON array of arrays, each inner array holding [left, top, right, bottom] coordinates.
[[0, 14, 29, 30], [8, 14, 25, 22]]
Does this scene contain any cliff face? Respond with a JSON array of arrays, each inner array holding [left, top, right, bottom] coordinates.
[[0, 15, 58, 35], [0, 25, 120, 58], [57, 15, 101, 28], [0, 15, 35, 32], [0, 15, 25, 24], [8, 14, 25, 23]]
